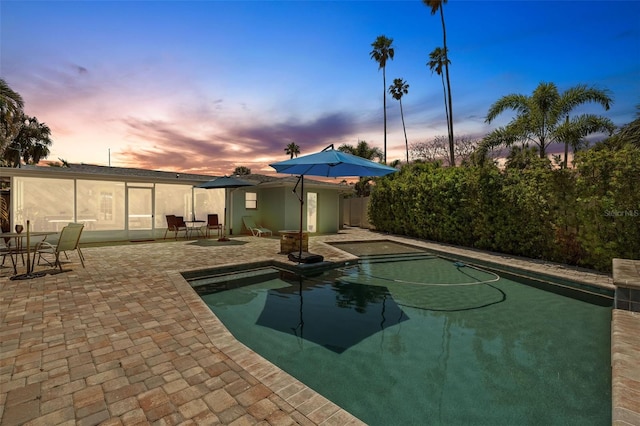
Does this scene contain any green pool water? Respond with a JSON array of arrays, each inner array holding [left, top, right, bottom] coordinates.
[[197, 254, 612, 425]]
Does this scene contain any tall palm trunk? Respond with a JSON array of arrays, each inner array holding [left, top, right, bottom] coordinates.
[[399, 98, 408, 163], [440, 7, 454, 166], [370, 35, 394, 165], [440, 73, 450, 162], [563, 116, 570, 168], [383, 66, 387, 164]]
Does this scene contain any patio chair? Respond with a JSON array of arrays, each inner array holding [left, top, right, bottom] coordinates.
[[205, 214, 222, 238], [242, 216, 272, 237], [164, 215, 187, 240], [35, 222, 85, 271], [1, 232, 13, 269], [175, 216, 193, 238]]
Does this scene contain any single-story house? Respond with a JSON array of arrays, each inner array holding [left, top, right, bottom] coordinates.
[[0, 164, 353, 243]]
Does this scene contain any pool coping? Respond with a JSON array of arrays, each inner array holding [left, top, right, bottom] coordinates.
[[611, 258, 640, 425]]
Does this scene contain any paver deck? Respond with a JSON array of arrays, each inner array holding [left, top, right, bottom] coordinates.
[[1, 228, 638, 425]]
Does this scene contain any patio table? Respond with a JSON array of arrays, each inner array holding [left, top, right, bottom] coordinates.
[[185, 220, 206, 238], [3, 231, 58, 274]]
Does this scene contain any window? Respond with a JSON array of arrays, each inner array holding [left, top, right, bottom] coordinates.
[[14, 177, 74, 232], [155, 183, 193, 228], [99, 192, 113, 220], [77, 180, 125, 230], [245, 192, 257, 209]]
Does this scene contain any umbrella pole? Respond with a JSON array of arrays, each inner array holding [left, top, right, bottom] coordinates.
[[26, 220, 31, 274], [219, 188, 230, 242], [298, 175, 304, 262], [191, 186, 196, 221]]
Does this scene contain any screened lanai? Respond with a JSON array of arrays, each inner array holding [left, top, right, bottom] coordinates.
[[1, 163, 352, 243], [2, 165, 227, 242]]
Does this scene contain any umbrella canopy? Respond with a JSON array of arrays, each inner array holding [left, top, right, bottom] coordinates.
[[270, 147, 397, 177], [196, 175, 255, 190], [269, 145, 397, 263], [196, 176, 255, 240]]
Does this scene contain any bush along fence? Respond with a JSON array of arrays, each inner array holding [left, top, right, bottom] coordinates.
[[368, 145, 640, 272]]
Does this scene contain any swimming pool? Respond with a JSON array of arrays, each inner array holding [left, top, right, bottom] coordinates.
[[189, 243, 612, 425]]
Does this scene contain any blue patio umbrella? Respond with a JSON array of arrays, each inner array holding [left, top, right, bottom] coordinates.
[[269, 144, 397, 262], [196, 176, 255, 241], [270, 145, 397, 177]]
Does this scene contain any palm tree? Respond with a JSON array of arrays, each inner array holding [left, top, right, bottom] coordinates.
[[338, 140, 385, 197], [2, 114, 52, 167], [0, 79, 25, 155], [284, 141, 300, 159], [370, 35, 395, 164], [338, 140, 384, 162], [427, 47, 452, 162], [423, 0, 454, 166], [389, 78, 410, 163], [484, 82, 615, 159], [505, 145, 548, 170], [233, 166, 251, 175], [560, 115, 575, 168], [616, 104, 640, 147], [0, 79, 23, 113], [598, 105, 640, 150]]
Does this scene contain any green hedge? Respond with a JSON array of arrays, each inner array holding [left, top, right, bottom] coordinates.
[[369, 146, 640, 272]]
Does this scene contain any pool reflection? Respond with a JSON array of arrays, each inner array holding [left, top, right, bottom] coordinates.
[[256, 276, 409, 353]]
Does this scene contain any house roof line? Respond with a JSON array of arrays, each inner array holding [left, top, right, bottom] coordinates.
[[0, 163, 353, 190]]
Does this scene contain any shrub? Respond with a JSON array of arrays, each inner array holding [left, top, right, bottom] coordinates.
[[369, 146, 640, 272]]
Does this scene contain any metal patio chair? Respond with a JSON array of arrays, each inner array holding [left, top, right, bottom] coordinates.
[[205, 214, 222, 238], [35, 222, 85, 271]]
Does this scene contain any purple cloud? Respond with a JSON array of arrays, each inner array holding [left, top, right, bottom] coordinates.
[[117, 111, 360, 175]]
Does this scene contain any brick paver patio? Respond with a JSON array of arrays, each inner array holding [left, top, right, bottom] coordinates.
[[1, 228, 638, 425]]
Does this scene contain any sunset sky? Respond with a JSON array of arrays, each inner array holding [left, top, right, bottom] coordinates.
[[2, 0, 639, 176]]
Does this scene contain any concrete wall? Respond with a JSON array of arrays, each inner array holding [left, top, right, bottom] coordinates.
[[343, 197, 371, 229], [229, 185, 341, 236]]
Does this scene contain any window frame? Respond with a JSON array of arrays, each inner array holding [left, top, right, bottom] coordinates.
[[245, 192, 258, 210]]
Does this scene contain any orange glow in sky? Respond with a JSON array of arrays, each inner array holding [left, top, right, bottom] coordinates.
[[2, 1, 638, 176]]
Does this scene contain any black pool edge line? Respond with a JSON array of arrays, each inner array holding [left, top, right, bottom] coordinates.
[[327, 238, 614, 305], [181, 258, 355, 282], [424, 248, 614, 303]]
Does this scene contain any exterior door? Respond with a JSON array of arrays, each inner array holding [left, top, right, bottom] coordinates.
[[307, 192, 317, 233]]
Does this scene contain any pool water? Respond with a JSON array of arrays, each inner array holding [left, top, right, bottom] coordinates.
[[196, 254, 612, 425]]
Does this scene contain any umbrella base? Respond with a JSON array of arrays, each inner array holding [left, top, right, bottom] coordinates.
[[288, 252, 324, 264]]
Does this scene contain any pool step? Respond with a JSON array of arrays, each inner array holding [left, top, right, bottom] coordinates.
[[189, 267, 281, 295], [360, 252, 437, 264]]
